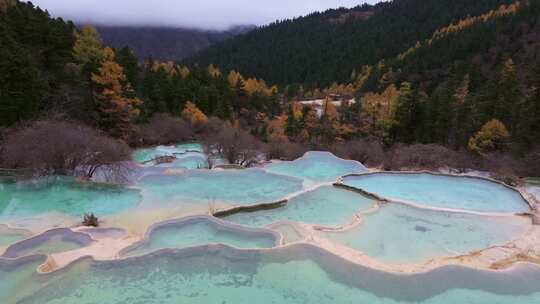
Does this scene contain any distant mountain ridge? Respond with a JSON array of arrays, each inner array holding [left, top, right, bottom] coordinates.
[[97, 25, 255, 62], [185, 0, 517, 87]]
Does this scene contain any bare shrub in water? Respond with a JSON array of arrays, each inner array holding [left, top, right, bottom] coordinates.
[[1, 120, 131, 179], [82, 213, 99, 227]]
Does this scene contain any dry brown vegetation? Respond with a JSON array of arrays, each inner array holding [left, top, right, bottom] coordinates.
[[203, 121, 263, 167], [134, 114, 193, 146], [1, 120, 131, 179]]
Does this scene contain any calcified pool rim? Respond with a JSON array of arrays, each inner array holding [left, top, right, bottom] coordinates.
[[2, 149, 540, 303], [1, 170, 538, 274], [262, 151, 369, 182], [339, 171, 536, 215], [4, 243, 540, 304], [118, 215, 283, 257], [5, 207, 535, 276], [1, 228, 94, 259]]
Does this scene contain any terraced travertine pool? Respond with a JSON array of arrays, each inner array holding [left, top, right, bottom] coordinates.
[[264, 151, 368, 182], [121, 217, 278, 257], [225, 185, 376, 228], [4, 246, 540, 304], [319, 203, 530, 263], [343, 173, 531, 213], [0, 147, 539, 303]]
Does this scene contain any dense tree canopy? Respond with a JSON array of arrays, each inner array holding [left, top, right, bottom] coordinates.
[[1, 0, 539, 171], [186, 0, 516, 88]]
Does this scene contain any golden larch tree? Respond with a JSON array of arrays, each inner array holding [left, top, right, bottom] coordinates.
[[266, 115, 289, 143], [227, 70, 244, 88], [207, 64, 222, 78], [468, 119, 510, 154], [182, 101, 208, 125], [73, 25, 105, 65], [91, 47, 142, 139]]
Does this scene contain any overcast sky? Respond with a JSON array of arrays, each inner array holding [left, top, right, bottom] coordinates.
[[29, 0, 377, 30]]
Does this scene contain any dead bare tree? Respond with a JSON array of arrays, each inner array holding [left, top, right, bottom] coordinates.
[[136, 114, 193, 146], [1, 120, 131, 181], [203, 121, 263, 167]]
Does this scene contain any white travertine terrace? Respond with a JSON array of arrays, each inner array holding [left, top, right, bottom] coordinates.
[[1, 150, 539, 280]]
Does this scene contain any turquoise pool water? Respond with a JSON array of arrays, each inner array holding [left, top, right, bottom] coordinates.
[[153, 153, 208, 169], [0, 256, 46, 303], [122, 218, 277, 257], [133, 143, 205, 164], [2, 151, 539, 303], [137, 169, 303, 206], [271, 223, 304, 244], [0, 225, 31, 248], [225, 186, 376, 228], [320, 203, 529, 263], [7, 246, 540, 304], [0, 177, 141, 222], [265, 151, 367, 182], [2, 229, 93, 258], [343, 173, 530, 213]]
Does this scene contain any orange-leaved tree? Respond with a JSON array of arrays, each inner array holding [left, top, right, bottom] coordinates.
[[181, 101, 208, 125], [468, 119, 509, 155], [91, 47, 142, 139]]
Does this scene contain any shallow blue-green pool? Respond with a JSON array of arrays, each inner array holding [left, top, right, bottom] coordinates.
[[2, 228, 92, 259], [320, 203, 529, 263], [0, 177, 141, 222], [1, 149, 538, 303], [137, 169, 303, 206], [265, 151, 367, 182], [0, 225, 31, 248], [225, 186, 376, 228], [122, 218, 277, 257], [343, 173, 530, 213], [5, 245, 540, 304], [133, 143, 205, 164], [133, 143, 207, 170]]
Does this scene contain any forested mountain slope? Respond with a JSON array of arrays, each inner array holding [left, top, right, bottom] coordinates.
[[1, 0, 539, 160], [97, 25, 254, 62], [355, 0, 540, 150], [186, 0, 517, 87]]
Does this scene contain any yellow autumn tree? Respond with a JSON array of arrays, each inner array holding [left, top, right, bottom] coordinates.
[[179, 66, 190, 79], [227, 70, 244, 88], [468, 119, 510, 154], [291, 102, 303, 121], [73, 25, 104, 65], [431, 2, 521, 43], [243, 78, 276, 96], [151, 61, 177, 77], [243, 78, 262, 95], [359, 84, 399, 136], [91, 47, 142, 138], [266, 115, 289, 143], [302, 105, 320, 142], [207, 64, 222, 78], [181, 101, 208, 125], [320, 99, 341, 143]]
